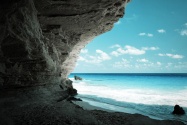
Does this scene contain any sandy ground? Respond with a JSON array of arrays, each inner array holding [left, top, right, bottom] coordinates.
[[72, 101, 113, 112], [0, 85, 186, 125]]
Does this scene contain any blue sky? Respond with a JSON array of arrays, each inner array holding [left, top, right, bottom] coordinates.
[[73, 0, 187, 73]]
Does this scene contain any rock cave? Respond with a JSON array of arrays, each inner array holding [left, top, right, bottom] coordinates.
[[0, 0, 186, 125]]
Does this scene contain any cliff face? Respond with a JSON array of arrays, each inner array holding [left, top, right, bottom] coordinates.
[[0, 0, 129, 87]]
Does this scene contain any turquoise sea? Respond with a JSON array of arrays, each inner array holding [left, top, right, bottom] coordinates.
[[69, 73, 187, 124]]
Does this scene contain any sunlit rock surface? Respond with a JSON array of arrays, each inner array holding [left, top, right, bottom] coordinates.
[[0, 0, 129, 87]]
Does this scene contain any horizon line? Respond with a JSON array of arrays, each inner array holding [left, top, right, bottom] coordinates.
[[70, 72, 187, 74]]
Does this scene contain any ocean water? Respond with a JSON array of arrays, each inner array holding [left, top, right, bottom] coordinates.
[[69, 73, 187, 124]]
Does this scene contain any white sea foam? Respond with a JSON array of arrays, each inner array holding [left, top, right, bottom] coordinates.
[[72, 79, 187, 107]]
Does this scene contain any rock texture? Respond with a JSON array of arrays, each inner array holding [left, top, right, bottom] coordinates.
[[0, 0, 129, 87]]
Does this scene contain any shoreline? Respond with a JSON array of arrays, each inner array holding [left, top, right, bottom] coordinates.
[[0, 84, 186, 125], [73, 100, 114, 112], [74, 94, 187, 118], [72, 100, 186, 125], [72, 99, 163, 120]]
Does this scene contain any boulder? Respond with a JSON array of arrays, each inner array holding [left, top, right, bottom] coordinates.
[[59, 78, 77, 97], [65, 79, 73, 89], [68, 88, 77, 96], [74, 76, 82, 80], [172, 105, 185, 115], [59, 78, 73, 91]]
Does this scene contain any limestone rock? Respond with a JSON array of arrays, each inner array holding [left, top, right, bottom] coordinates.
[[60, 78, 73, 90], [0, 0, 129, 87], [60, 78, 77, 96]]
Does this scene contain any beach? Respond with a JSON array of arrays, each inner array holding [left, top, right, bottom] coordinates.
[[70, 73, 187, 124], [0, 83, 186, 125]]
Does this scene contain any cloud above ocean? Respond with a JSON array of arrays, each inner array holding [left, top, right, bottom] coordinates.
[[139, 32, 153, 37]]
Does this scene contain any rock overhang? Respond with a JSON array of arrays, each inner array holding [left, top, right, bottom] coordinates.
[[0, 0, 130, 87]]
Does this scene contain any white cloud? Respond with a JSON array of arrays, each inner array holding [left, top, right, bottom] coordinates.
[[147, 33, 153, 37], [142, 47, 159, 50], [172, 54, 184, 59], [96, 50, 111, 61], [111, 45, 147, 57], [137, 58, 149, 63], [116, 48, 126, 53], [125, 45, 146, 55], [180, 29, 187, 36], [166, 53, 173, 57], [157, 29, 166, 33], [111, 51, 120, 57], [111, 45, 159, 57], [158, 53, 184, 59], [118, 45, 145, 55], [81, 49, 88, 54], [139, 33, 153, 37], [179, 23, 187, 36], [139, 33, 146, 36], [78, 50, 111, 64], [157, 62, 161, 66], [110, 44, 121, 48], [113, 58, 131, 68], [158, 53, 164, 56], [115, 20, 121, 25]]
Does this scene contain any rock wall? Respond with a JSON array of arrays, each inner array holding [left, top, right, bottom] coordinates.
[[0, 0, 129, 87]]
